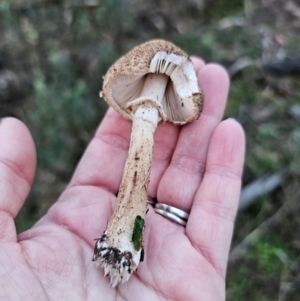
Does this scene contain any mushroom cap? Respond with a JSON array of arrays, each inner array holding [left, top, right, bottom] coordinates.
[[101, 39, 204, 125]]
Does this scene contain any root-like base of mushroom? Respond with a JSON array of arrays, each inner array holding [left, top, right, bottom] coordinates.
[[92, 231, 141, 287]]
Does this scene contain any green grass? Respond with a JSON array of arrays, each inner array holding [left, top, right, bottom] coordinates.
[[227, 232, 297, 300]]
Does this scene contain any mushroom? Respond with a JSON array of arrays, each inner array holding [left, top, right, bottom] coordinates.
[[92, 39, 204, 287]]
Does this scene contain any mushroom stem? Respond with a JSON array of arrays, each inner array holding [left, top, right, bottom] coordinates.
[[93, 74, 169, 287]]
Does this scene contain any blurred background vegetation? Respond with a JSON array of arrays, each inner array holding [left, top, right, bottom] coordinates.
[[0, 0, 300, 299]]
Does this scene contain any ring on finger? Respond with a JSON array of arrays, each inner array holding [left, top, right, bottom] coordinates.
[[147, 198, 189, 227]]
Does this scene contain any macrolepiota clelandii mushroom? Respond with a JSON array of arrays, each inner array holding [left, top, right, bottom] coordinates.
[[92, 39, 204, 287]]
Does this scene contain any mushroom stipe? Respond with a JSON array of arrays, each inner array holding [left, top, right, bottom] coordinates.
[[93, 39, 204, 287]]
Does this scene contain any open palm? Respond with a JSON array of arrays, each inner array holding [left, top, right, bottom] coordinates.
[[0, 59, 245, 301]]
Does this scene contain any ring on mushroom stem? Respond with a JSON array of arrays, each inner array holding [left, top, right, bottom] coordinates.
[[93, 39, 204, 287]]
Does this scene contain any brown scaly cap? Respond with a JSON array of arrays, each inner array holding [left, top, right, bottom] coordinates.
[[101, 39, 203, 124]]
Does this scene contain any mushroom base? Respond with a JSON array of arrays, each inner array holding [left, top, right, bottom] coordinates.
[[93, 231, 142, 288]]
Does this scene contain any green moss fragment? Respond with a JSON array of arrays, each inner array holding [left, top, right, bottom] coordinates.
[[132, 215, 145, 251]]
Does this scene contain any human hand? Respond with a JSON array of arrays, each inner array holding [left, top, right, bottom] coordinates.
[[0, 58, 245, 301]]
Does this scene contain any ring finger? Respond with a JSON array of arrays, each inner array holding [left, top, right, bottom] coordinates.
[[157, 64, 230, 212]]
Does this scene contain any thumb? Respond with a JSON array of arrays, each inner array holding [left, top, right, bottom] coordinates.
[[0, 118, 36, 242]]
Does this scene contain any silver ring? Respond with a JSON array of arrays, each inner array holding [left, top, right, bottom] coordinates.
[[147, 198, 189, 226], [155, 203, 189, 220]]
